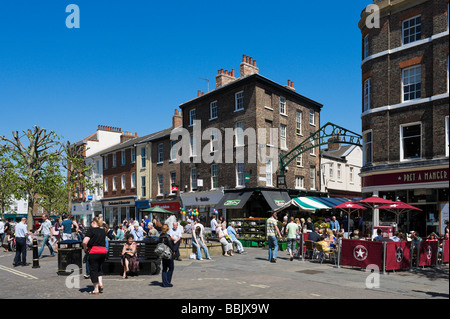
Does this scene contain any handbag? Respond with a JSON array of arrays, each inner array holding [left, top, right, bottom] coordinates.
[[155, 243, 172, 260]]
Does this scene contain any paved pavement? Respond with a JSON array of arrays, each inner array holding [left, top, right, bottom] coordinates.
[[0, 244, 448, 300]]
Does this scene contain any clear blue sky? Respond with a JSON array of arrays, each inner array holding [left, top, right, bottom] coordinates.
[[0, 0, 370, 144]]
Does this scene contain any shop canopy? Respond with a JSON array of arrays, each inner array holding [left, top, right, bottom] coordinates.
[[312, 197, 350, 208], [261, 190, 292, 211], [216, 191, 253, 210]]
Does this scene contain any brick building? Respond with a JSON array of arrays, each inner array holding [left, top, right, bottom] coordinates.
[[178, 55, 323, 221], [358, 0, 449, 236]]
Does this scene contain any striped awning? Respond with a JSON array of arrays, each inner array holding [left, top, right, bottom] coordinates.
[[295, 197, 331, 210]]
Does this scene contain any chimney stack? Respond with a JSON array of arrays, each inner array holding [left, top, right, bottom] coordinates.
[[285, 79, 296, 91], [240, 54, 259, 78], [327, 132, 341, 151], [216, 68, 236, 88], [173, 109, 182, 128]]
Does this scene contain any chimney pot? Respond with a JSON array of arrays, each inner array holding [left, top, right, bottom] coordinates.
[[253, 60, 256, 67], [291, 81, 294, 88], [249, 57, 253, 65], [231, 69, 235, 77], [243, 54, 246, 62], [198, 90, 201, 97], [288, 80, 291, 87]]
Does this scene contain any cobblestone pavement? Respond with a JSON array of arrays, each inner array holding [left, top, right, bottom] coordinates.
[[0, 246, 448, 300]]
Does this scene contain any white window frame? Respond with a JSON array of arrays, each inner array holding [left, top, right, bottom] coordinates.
[[337, 164, 342, 181], [235, 122, 245, 147], [104, 156, 108, 170], [170, 140, 177, 161], [363, 130, 373, 165], [400, 122, 422, 161], [121, 151, 126, 165], [112, 153, 117, 167], [236, 163, 245, 187], [363, 35, 369, 60], [235, 91, 244, 112], [131, 148, 136, 163], [309, 109, 315, 126], [364, 78, 371, 111], [295, 176, 304, 190], [170, 172, 176, 195], [402, 15, 422, 45], [190, 135, 197, 157], [112, 176, 117, 191], [280, 124, 287, 150], [131, 173, 136, 189], [280, 97, 287, 115], [349, 167, 354, 184], [141, 147, 146, 168], [296, 153, 303, 167], [157, 174, 163, 196], [265, 160, 273, 187], [141, 176, 146, 197], [446, 116, 449, 157], [190, 168, 197, 191], [210, 101, 218, 120], [189, 109, 196, 126], [402, 65, 421, 102], [157, 143, 164, 164], [296, 110, 302, 135], [211, 164, 219, 189], [310, 167, 316, 190], [329, 163, 334, 181], [310, 137, 315, 156], [121, 174, 126, 189], [104, 178, 108, 192]]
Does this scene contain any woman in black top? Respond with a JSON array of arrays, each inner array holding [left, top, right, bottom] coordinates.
[[159, 224, 175, 287], [82, 217, 107, 295]]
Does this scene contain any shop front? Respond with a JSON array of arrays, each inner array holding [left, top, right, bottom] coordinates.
[[180, 190, 224, 225], [102, 197, 136, 227], [361, 166, 449, 237], [215, 188, 291, 221], [150, 199, 181, 221]]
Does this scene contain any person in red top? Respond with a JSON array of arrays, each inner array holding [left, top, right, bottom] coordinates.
[[82, 217, 107, 295]]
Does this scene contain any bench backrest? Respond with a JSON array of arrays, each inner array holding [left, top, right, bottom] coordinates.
[[107, 240, 159, 259]]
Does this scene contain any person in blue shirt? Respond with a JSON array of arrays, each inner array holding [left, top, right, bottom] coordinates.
[[226, 222, 246, 254], [329, 216, 340, 233]]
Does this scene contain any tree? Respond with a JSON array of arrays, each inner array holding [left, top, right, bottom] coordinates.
[[61, 141, 99, 215], [1, 126, 62, 229], [0, 145, 20, 218]]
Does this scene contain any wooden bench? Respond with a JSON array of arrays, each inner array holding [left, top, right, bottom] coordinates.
[[103, 238, 161, 276]]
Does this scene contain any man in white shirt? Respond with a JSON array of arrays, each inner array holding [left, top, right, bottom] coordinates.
[[0, 219, 5, 246], [37, 214, 55, 258], [210, 215, 218, 237], [169, 222, 183, 261], [13, 218, 29, 266]]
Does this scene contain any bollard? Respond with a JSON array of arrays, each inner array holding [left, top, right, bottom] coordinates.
[[32, 239, 40, 268]]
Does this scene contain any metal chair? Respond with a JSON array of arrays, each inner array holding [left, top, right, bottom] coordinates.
[[314, 242, 337, 265], [305, 240, 318, 261]]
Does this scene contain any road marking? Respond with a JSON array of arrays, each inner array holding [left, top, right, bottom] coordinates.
[[0, 265, 39, 280], [310, 293, 321, 297]]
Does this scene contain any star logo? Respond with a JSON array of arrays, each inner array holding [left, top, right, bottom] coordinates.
[[396, 247, 404, 263], [426, 246, 432, 260], [353, 245, 368, 261]]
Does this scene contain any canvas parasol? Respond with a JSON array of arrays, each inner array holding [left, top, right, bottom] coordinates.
[[355, 196, 396, 230], [376, 201, 422, 231], [333, 201, 366, 232]]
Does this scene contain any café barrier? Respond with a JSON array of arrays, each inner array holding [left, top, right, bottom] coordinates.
[[384, 241, 411, 271], [339, 239, 383, 269], [443, 240, 449, 264], [418, 240, 439, 267]]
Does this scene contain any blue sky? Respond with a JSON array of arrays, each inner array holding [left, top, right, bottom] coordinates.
[[0, 0, 370, 144]]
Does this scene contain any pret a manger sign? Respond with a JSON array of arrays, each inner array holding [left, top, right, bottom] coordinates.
[[362, 168, 449, 188]]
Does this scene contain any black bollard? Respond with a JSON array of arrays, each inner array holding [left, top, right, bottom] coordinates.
[[32, 239, 40, 268]]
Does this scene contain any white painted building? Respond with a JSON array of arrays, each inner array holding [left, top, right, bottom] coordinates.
[[321, 144, 363, 199], [71, 125, 137, 226]]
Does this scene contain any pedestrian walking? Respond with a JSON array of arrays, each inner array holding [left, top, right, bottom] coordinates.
[[36, 214, 55, 258], [210, 215, 218, 238], [82, 217, 107, 295], [61, 214, 77, 241], [159, 224, 175, 287], [13, 218, 29, 267], [266, 211, 282, 263], [286, 217, 299, 261], [0, 219, 5, 246]]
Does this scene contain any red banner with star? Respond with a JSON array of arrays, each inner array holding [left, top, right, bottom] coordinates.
[[418, 240, 438, 267], [340, 239, 383, 269], [385, 241, 411, 271]]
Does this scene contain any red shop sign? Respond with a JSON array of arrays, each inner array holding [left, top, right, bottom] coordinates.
[[151, 201, 181, 212], [362, 168, 449, 188], [340, 239, 383, 269], [385, 241, 411, 271]]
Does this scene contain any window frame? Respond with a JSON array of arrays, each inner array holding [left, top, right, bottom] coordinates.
[[210, 101, 218, 120], [402, 65, 422, 102], [235, 91, 244, 112], [400, 122, 422, 161], [402, 15, 422, 46]]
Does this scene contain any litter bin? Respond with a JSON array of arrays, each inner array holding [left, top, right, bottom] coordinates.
[[57, 240, 82, 276]]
